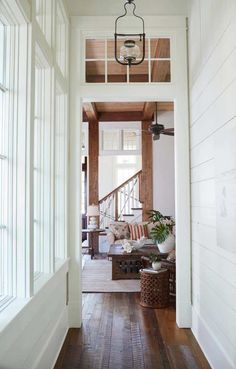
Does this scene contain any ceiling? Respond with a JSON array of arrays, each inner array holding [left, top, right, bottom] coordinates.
[[65, 0, 187, 16], [83, 101, 174, 122]]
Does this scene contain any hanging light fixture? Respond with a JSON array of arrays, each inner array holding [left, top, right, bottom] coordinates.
[[114, 0, 145, 67]]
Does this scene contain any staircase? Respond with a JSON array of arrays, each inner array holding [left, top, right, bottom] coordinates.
[[99, 170, 143, 229]]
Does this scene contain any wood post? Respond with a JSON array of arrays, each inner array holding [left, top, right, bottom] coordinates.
[[88, 120, 99, 205], [141, 120, 153, 220]]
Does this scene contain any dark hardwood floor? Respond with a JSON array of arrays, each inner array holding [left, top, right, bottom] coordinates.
[[54, 293, 211, 369]]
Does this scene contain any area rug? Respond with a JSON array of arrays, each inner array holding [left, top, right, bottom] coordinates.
[[82, 259, 141, 292]]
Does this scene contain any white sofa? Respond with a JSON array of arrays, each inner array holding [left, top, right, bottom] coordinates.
[[106, 221, 156, 246]]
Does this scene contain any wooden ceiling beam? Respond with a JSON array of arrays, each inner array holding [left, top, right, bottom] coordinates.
[[157, 102, 174, 111], [83, 111, 144, 122], [83, 102, 98, 122]]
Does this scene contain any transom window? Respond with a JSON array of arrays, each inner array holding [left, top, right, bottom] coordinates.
[[100, 128, 140, 154], [85, 37, 171, 84]]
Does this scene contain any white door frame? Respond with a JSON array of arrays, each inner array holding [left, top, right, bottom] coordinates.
[[68, 15, 191, 328]]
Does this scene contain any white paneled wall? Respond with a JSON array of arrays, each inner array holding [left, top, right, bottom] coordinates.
[[188, 1, 236, 368], [153, 110, 175, 217]]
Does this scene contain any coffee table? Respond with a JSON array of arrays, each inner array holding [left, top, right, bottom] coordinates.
[[107, 244, 159, 280]]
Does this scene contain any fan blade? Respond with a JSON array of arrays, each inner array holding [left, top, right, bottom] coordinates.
[[162, 131, 174, 136], [163, 128, 174, 132]]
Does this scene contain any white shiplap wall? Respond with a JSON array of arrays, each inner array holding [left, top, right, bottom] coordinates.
[[188, 1, 236, 369]]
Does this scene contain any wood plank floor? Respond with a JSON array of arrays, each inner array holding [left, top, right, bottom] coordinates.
[[54, 293, 211, 369]]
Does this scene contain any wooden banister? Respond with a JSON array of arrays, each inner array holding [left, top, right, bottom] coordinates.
[[99, 170, 142, 204]]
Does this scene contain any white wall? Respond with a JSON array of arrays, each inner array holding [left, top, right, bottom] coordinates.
[[65, 0, 187, 16], [188, 1, 236, 368], [0, 263, 68, 369], [153, 110, 175, 216]]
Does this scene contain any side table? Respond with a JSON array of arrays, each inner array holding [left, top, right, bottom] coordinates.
[[81, 229, 105, 259], [140, 269, 169, 308]]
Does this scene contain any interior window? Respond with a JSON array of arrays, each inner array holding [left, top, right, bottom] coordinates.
[[85, 37, 171, 84]]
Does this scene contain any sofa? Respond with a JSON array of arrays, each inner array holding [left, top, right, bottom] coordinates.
[[106, 221, 157, 246]]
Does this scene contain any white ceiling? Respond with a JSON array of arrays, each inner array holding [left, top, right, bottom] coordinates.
[[65, 0, 188, 16]]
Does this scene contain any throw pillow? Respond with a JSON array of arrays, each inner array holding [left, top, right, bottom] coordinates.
[[109, 222, 130, 240], [129, 223, 149, 240]]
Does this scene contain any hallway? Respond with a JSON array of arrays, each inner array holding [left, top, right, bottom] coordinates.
[[54, 293, 211, 369]]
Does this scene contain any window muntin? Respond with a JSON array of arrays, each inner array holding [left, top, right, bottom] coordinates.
[[85, 37, 171, 84]]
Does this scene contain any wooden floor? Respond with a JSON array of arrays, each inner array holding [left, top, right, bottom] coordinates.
[[54, 293, 211, 369]]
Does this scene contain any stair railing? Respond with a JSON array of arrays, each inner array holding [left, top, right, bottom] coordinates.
[[99, 170, 142, 229]]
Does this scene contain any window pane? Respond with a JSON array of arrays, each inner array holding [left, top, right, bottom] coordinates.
[[0, 23, 5, 85], [35, 0, 53, 46], [86, 61, 105, 83], [102, 130, 120, 150], [56, 1, 67, 76], [55, 88, 66, 260], [0, 88, 9, 298], [86, 39, 105, 59], [123, 131, 138, 150], [34, 59, 52, 277], [150, 38, 170, 58], [129, 60, 148, 82], [107, 61, 127, 83], [151, 60, 171, 82]]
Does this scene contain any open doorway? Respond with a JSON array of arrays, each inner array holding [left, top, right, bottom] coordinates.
[[81, 100, 176, 302]]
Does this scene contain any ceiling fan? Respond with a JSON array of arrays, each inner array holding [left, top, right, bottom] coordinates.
[[145, 103, 174, 140]]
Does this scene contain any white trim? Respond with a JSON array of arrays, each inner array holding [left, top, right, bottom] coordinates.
[[69, 15, 191, 328]]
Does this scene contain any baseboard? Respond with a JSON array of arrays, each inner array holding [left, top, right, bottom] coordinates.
[[192, 307, 234, 369], [30, 307, 69, 369]]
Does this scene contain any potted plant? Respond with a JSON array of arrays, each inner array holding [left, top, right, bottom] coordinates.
[[148, 210, 175, 253], [149, 253, 162, 271]]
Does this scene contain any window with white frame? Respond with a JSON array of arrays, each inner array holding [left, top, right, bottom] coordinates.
[[0, 14, 29, 304], [0, 22, 11, 305], [56, 0, 67, 77], [55, 83, 67, 261], [100, 128, 140, 154], [85, 37, 171, 84], [0, 0, 69, 315], [35, 0, 53, 46], [34, 45, 53, 278]]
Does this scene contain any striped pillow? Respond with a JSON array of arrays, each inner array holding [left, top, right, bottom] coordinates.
[[129, 223, 149, 240]]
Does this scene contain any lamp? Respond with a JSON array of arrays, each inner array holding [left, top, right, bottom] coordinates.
[[114, 0, 145, 67], [87, 204, 100, 229]]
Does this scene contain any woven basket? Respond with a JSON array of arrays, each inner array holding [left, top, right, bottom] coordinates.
[[140, 269, 169, 308]]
